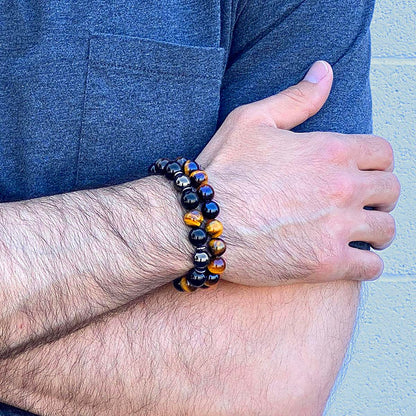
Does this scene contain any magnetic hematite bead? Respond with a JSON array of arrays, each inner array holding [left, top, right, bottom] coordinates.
[[174, 174, 192, 191], [184, 210, 204, 227], [207, 257, 226, 274], [204, 273, 220, 287], [202, 200, 220, 219], [189, 170, 208, 187], [197, 184, 214, 201], [148, 163, 157, 174], [164, 161, 182, 180], [193, 250, 210, 268], [189, 228, 208, 246], [155, 158, 170, 174], [183, 160, 199, 176], [187, 268, 207, 287], [181, 190, 200, 210], [205, 219, 223, 238], [175, 156, 188, 168], [208, 238, 226, 256]]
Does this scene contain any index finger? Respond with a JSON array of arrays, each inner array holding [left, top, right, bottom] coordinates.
[[340, 134, 394, 172]]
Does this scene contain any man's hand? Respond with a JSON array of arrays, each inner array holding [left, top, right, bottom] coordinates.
[[197, 61, 400, 286]]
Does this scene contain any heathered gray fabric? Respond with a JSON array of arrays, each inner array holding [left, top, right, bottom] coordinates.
[[0, 0, 374, 413]]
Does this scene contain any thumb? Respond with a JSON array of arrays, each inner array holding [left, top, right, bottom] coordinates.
[[256, 61, 333, 130]]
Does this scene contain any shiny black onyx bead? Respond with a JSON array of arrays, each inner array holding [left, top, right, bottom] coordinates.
[[204, 273, 220, 287], [181, 190, 200, 210], [193, 250, 210, 268], [174, 174, 192, 192], [202, 200, 220, 219], [155, 158, 170, 174], [164, 161, 182, 180], [183, 160, 200, 176], [148, 163, 158, 174], [175, 157, 188, 168], [189, 228, 208, 247], [197, 184, 214, 201], [187, 268, 207, 287]]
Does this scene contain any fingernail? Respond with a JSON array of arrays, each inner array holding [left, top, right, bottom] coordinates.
[[304, 61, 329, 84]]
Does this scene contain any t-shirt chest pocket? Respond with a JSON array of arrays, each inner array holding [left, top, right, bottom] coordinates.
[[75, 33, 225, 189]]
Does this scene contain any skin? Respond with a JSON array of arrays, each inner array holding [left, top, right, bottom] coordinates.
[[0, 61, 400, 414]]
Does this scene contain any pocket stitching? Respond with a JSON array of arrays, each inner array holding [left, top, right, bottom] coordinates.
[[91, 60, 222, 81]]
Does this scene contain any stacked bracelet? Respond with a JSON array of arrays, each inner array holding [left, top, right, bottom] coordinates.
[[148, 156, 226, 292]]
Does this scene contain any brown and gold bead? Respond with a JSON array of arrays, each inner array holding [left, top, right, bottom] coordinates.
[[205, 219, 223, 238], [189, 170, 208, 187], [183, 160, 199, 176], [184, 210, 204, 227], [208, 238, 226, 256], [207, 257, 226, 274]]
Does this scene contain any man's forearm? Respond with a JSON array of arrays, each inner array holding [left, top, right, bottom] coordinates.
[[0, 281, 360, 416], [0, 175, 193, 358]]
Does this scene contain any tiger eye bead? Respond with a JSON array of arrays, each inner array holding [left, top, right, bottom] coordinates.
[[205, 219, 223, 238], [189, 228, 208, 247], [208, 238, 226, 256], [174, 174, 192, 192], [181, 190, 200, 210], [155, 158, 170, 174], [164, 161, 182, 180], [197, 184, 214, 201], [179, 277, 198, 292], [175, 157, 188, 168], [202, 200, 220, 219], [183, 160, 199, 176], [173, 277, 185, 292], [193, 250, 210, 268], [189, 170, 208, 187], [187, 268, 207, 287], [204, 273, 220, 287], [184, 210, 204, 227], [207, 257, 226, 274]]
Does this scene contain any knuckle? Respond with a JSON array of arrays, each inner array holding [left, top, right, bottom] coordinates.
[[328, 174, 355, 204], [321, 138, 349, 164], [280, 87, 314, 118], [391, 174, 401, 200], [372, 135, 394, 166], [366, 255, 384, 280], [227, 104, 262, 126], [384, 214, 396, 242]]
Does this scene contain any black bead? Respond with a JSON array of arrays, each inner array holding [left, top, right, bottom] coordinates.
[[172, 277, 185, 292], [155, 158, 170, 174], [173, 174, 192, 192], [164, 161, 182, 180], [176, 157, 188, 168], [148, 163, 158, 174], [187, 268, 207, 287], [205, 273, 220, 286], [197, 184, 214, 201], [194, 266, 207, 274], [189, 228, 208, 247], [202, 200, 220, 219], [181, 190, 200, 210], [193, 250, 210, 268]]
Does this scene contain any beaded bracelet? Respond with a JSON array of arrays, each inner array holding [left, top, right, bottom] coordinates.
[[148, 156, 226, 292]]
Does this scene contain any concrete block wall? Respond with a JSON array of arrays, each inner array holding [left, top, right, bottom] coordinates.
[[325, 1, 416, 415]]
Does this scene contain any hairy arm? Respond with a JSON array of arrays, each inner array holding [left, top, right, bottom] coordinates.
[[0, 280, 360, 416], [0, 175, 193, 358]]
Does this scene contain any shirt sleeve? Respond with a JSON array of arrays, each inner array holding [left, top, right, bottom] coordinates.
[[219, 0, 376, 135]]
